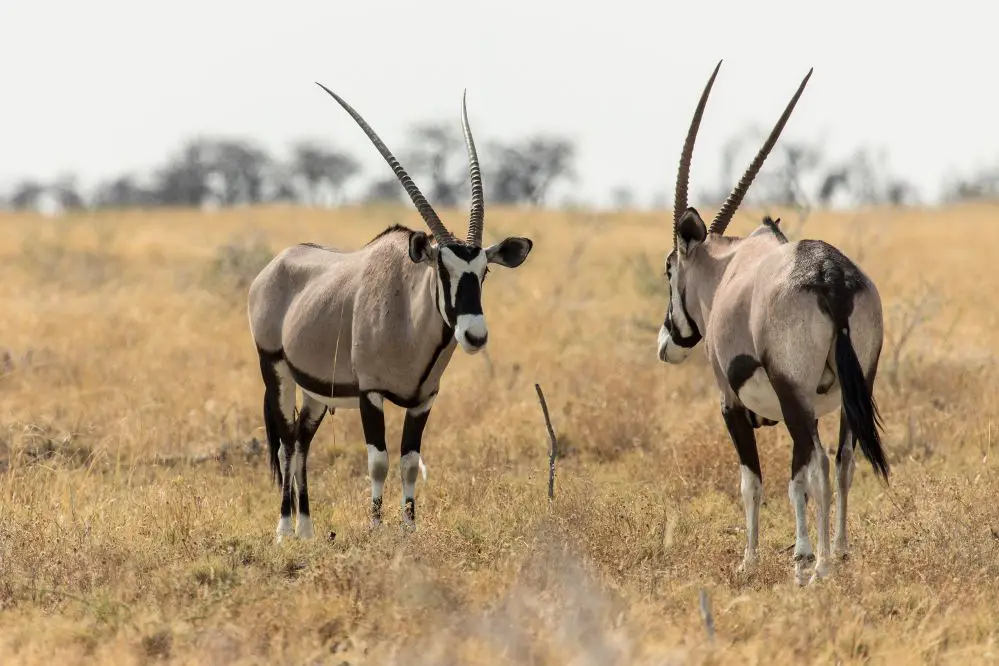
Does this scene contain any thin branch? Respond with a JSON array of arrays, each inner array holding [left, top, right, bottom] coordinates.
[[534, 383, 558, 504], [699, 588, 715, 644], [329, 297, 347, 453]]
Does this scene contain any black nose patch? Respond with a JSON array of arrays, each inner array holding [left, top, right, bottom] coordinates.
[[455, 273, 483, 315], [465, 330, 488, 347]]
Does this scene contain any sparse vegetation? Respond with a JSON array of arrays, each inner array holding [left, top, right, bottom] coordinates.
[[202, 233, 275, 294], [0, 204, 997, 664]]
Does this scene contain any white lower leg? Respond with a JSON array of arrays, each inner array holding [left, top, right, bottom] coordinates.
[[788, 473, 813, 584], [275, 443, 294, 542], [274, 365, 297, 543], [276, 516, 294, 540], [368, 444, 388, 526], [834, 445, 855, 557], [296, 514, 314, 539], [739, 465, 762, 572], [807, 445, 832, 581], [291, 451, 314, 539], [400, 451, 421, 527]]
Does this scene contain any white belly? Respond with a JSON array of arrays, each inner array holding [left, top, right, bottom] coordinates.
[[302, 388, 360, 410], [738, 370, 841, 422]]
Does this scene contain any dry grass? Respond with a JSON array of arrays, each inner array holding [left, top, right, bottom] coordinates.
[[0, 202, 997, 665]]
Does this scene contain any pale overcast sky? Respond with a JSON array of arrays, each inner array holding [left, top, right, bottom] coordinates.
[[0, 0, 994, 207]]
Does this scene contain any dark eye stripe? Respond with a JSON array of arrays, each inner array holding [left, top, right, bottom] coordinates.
[[437, 257, 456, 324], [455, 272, 483, 315]]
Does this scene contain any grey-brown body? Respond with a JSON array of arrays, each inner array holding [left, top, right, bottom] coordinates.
[[249, 85, 532, 543], [249, 230, 455, 410], [697, 231, 883, 424], [656, 61, 889, 586]]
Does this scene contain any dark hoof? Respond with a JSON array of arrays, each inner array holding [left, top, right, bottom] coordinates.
[[793, 552, 816, 565]]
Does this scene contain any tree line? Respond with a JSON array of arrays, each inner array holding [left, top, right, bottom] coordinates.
[[2, 120, 997, 213], [0, 122, 577, 213]]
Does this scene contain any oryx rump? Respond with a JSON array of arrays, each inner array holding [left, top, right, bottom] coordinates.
[[656, 61, 889, 585]]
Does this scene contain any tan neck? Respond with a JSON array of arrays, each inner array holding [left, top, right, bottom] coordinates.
[[685, 235, 743, 333]]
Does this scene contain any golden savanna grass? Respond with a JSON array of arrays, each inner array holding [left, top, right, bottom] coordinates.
[[1, 203, 998, 665]]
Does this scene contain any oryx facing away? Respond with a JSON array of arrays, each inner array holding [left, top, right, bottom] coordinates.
[[248, 86, 533, 542], [656, 61, 889, 585]]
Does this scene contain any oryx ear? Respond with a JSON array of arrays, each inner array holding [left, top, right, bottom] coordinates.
[[485, 237, 533, 268], [408, 231, 437, 263], [676, 209, 707, 256]]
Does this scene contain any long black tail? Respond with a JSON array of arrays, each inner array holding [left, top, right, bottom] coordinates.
[[834, 327, 889, 482], [262, 390, 283, 486]]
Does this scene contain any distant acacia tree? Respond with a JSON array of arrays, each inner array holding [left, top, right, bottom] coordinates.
[[152, 140, 214, 207], [5, 177, 82, 213], [91, 136, 364, 209], [266, 166, 299, 203], [940, 164, 999, 203], [817, 148, 919, 207], [697, 127, 761, 207], [289, 140, 361, 206], [704, 128, 824, 210], [363, 176, 404, 204], [762, 142, 824, 208], [610, 185, 636, 210], [9, 180, 46, 211], [403, 122, 468, 207], [206, 139, 274, 206], [52, 174, 85, 211], [706, 126, 920, 210], [487, 136, 576, 206], [93, 175, 155, 208]]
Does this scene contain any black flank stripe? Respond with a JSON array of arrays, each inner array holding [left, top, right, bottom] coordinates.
[[285, 359, 359, 399], [726, 355, 761, 394]]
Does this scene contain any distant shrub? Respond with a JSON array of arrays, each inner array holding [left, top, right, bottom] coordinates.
[[19, 224, 122, 289], [627, 251, 662, 300], [202, 233, 273, 293]]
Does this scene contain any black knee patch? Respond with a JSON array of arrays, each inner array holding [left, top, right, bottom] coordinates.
[[359, 392, 387, 451], [721, 405, 762, 480], [280, 490, 294, 519], [401, 408, 431, 457], [298, 489, 310, 518]]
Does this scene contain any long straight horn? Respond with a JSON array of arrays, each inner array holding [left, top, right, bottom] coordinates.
[[461, 89, 485, 247], [315, 82, 457, 245], [674, 60, 723, 245], [708, 68, 813, 236]]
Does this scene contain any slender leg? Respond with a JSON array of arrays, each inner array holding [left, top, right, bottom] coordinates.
[[807, 421, 832, 583], [292, 394, 327, 539], [774, 380, 831, 585], [721, 399, 763, 574], [259, 358, 299, 544], [400, 394, 435, 528], [360, 391, 387, 527], [833, 409, 855, 558]]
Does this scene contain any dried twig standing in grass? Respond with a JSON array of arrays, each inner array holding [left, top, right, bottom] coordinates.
[[325, 299, 347, 542], [698, 588, 715, 644], [330, 298, 347, 413], [534, 383, 558, 504]]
